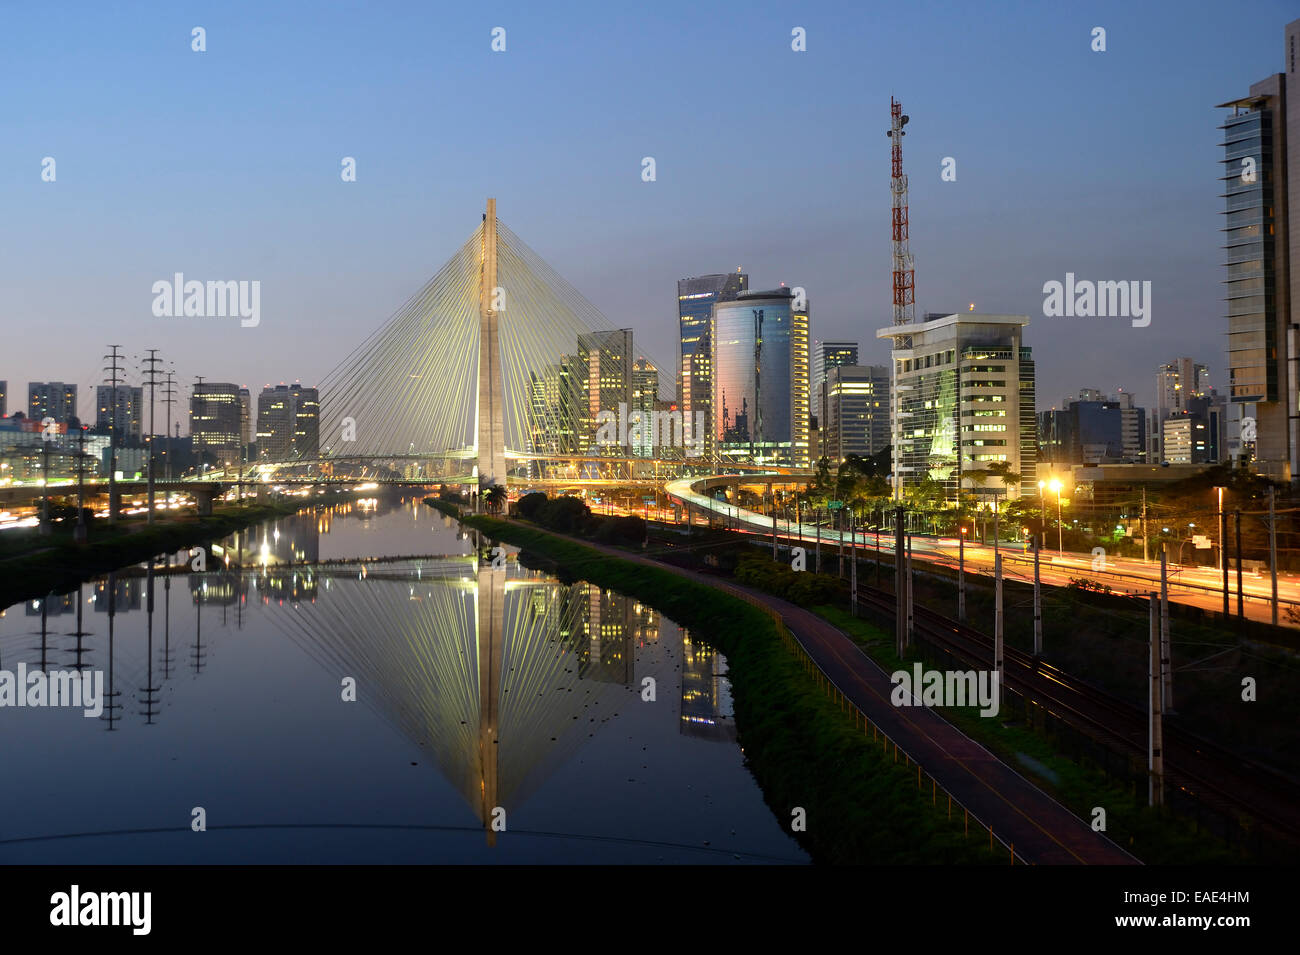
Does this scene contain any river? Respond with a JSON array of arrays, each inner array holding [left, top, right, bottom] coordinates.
[[0, 495, 806, 864]]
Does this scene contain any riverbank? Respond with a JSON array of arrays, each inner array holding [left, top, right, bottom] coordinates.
[[0, 501, 307, 609], [440, 503, 1002, 864]]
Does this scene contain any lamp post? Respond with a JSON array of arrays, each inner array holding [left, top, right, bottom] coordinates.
[[1048, 477, 1064, 556]]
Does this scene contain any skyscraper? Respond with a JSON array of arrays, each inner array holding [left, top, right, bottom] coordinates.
[[878, 313, 1036, 501], [256, 383, 320, 461], [576, 329, 633, 454], [28, 382, 78, 424], [630, 357, 659, 457], [678, 272, 747, 453], [0, 380, 7, 417], [1217, 18, 1300, 480], [813, 340, 858, 432], [712, 287, 809, 467], [190, 383, 242, 466], [824, 365, 890, 463], [1154, 358, 1210, 458], [238, 387, 253, 452]]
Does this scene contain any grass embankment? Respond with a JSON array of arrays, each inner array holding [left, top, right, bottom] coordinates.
[[446, 506, 1004, 864], [0, 501, 305, 609]]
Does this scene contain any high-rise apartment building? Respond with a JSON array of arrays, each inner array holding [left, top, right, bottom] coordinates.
[[878, 313, 1036, 501], [28, 382, 78, 425], [191, 382, 243, 466], [1154, 358, 1210, 458], [256, 383, 320, 461], [1217, 18, 1300, 481], [712, 287, 810, 467], [823, 365, 890, 464], [95, 385, 143, 439]]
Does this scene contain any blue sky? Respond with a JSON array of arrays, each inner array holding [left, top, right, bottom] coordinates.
[[1, 0, 1294, 422]]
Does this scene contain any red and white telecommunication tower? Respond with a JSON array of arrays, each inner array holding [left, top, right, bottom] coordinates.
[[888, 97, 915, 328]]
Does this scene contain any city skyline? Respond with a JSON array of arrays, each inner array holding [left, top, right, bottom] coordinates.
[[3, 0, 1295, 420]]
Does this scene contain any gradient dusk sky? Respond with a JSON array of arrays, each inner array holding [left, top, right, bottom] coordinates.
[[1, 0, 1294, 426]]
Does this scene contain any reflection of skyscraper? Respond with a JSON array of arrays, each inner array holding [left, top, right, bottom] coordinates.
[[679, 630, 735, 741], [582, 586, 634, 684]]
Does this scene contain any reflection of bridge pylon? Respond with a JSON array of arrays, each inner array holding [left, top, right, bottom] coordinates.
[[262, 559, 638, 843], [476, 561, 504, 844]]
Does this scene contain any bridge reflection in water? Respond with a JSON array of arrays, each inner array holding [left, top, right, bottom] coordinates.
[[248, 550, 736, 845], [5, 542, 737, 849]]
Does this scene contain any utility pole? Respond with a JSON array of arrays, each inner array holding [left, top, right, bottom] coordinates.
[[143, 349, 163, 524], [39, 433, 51, 535], [1160, 545, 1172, 711], [1033, 533, 1042, 656], [162, 367, 177, 482], [74, 425, 87, 544], [103, 345, 125, 524], [1149, 592, 1164, 807], [1268, 486, 1278, 627]]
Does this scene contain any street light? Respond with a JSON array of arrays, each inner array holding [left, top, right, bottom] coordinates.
[[1048, 477, 1064, 556]]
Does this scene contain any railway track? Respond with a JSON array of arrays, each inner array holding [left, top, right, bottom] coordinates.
[[854, 584, 1300, 851]]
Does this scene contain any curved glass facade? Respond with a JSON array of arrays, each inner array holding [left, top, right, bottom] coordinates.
[[712, 290, 795, 462]]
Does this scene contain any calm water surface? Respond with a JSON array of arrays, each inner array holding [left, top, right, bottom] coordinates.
[[0, 496, 806, 864]]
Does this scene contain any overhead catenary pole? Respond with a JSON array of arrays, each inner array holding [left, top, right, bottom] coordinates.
[[1268, 486, 1278, 627], [958, 523, 966, 622], [850, 509, 858, 617], [1149, 591, 1164, 807], [1160, 546, 1172, 712], [1141, 487, 1149, 563], [994, 553, 1004, 706], [906, 532, 914, 648], [1235, 510, 1244, 621], [1033, 533, 1042, 656], [895, 505, 906, 656], [1219, 495, 1229, 618]]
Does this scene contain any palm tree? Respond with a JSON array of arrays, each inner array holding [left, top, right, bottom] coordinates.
[[484, 484, 507, 514]]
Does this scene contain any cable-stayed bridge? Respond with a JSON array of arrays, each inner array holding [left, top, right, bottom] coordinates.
[[219, 199, 788, 490]]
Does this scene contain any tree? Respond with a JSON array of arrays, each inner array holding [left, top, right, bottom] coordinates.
[[484, 484, 507, 514]]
